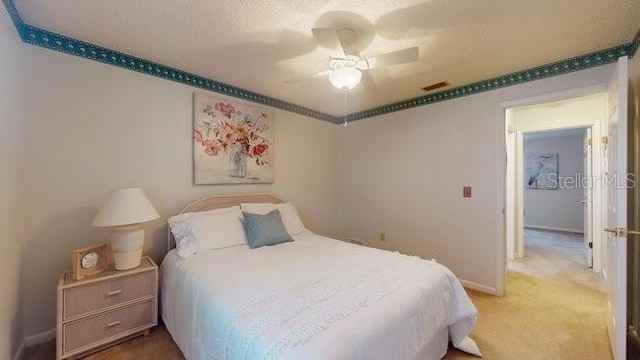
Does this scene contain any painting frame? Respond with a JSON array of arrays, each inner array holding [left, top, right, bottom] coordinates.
[[192, 93, 274, 185], [525, 153, 558, 190]]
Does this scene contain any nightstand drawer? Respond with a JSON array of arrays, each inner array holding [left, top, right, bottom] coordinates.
[[63, 270, 154, 320], [63, 299, 154, 353]]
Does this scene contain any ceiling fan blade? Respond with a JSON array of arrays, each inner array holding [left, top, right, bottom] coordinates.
[[284, 69, 332, 85], [359, 71, 377, 89], [365, 47, 418, 69], [311, 28, 346, 57]]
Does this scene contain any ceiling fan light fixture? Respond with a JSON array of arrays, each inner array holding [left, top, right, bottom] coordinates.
[[329, 68, 362, 90]]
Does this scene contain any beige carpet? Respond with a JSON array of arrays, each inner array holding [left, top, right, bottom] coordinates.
[[445, 228, 611, 359], [509, 228, 605, 292]]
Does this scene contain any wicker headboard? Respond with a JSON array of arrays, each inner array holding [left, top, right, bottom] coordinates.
[[167, 193, 284, 250]]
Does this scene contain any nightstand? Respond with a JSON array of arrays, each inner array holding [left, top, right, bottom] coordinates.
[[56, 256, 158, 359]]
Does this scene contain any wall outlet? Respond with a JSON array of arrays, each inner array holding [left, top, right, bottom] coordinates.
[[379, 232, 386, 242]]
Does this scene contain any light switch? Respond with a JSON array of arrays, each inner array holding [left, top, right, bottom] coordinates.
[[463, 186, 472, 198]]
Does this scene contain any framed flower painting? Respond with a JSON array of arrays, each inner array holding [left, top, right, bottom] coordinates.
[[193, 93, 274, 184]]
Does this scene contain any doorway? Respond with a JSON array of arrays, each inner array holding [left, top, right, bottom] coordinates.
[[498, 56, 635, 359], [517, 129, 592, 269], [502, 93, 612, 359], [504, 93, 607, 272]]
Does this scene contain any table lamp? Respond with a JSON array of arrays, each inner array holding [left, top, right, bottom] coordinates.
[[92, 187, 160, 270]]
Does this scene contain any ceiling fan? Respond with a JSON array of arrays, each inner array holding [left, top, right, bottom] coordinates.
[[286, 27, 419, 90]]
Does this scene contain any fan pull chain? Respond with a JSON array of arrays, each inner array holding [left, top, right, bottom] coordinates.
[[343, 88, 348, 127]]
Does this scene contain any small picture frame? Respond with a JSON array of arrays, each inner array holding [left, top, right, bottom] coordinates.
[[71, 243, 108, 280]]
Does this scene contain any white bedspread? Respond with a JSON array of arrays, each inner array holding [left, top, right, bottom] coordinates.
[[161, 233, 479, 360]]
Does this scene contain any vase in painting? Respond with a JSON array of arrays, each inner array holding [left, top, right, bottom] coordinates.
[[229, 144, 247, 178]]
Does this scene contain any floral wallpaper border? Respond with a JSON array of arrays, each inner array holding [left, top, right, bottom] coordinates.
[[2, 0, 638, 124]]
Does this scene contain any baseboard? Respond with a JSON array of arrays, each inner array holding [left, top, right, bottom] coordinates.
[[524, 225, 584, 234], [26, 328, 56, 347], [13, 342, 25, 360], [459, 279, 497, 295], [14, 327, 57, 359]]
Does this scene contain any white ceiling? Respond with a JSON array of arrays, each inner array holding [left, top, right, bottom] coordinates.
[[15, 0, 640, 116]]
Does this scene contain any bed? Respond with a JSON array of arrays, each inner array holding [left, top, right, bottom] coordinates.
[[160, 194, 480, 360]]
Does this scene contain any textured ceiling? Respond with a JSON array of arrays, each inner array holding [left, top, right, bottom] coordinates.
[[13, 0, 640, 117]]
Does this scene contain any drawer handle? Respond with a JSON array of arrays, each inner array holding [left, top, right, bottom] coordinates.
[[106, 290, 123, 297], [105, 321, 121, 328]]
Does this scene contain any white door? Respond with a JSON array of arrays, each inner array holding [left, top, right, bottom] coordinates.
[[603, 55, 629, 360], [583, 128, 593, 268]]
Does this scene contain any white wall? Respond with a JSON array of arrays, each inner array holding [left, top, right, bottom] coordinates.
[[523, 133, 585, 232], [0, 9, 24, 360], [339, 64, 613, 293], [17, 41, 341, 337]]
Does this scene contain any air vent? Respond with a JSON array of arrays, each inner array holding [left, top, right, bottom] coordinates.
[[422, 81, 450, 92]]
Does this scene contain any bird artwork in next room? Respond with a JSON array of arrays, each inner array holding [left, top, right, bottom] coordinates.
[[526, 153, 558, 190]]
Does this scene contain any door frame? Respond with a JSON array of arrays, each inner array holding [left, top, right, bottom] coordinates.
[[583, 128, 594, 267], [496, 84, 608, 295], [510, 125, 601, 266]]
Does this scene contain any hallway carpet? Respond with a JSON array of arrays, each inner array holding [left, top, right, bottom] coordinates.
[[446, 228, 610, 359], [24, 229, 610, 359], [509, 228, 605, 292]]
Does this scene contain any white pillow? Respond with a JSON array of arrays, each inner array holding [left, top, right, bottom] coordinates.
[[240, 202, 307, 236], [168, 205, 246, 258]]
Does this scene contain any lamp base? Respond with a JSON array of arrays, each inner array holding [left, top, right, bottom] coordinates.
[[110, 224, 144, 270]]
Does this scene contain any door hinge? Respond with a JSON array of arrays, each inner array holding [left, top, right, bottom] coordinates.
[[589, 242, 593, 249], [588, 138, 592, 146], [602, 136, 609, 144]]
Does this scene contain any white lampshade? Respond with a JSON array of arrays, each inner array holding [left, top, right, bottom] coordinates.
[[329, 68, 362, 90], [93, 188, 160, 227], [93, 188, 159, 271]]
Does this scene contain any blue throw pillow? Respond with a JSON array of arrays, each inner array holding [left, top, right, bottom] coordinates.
[[242, 210, 294, 249]]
